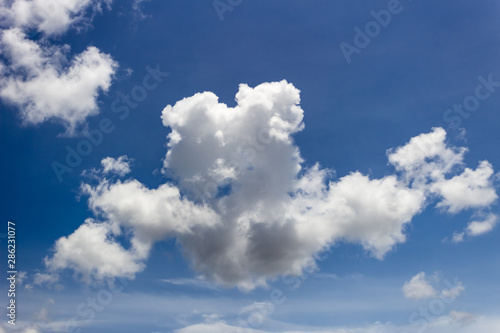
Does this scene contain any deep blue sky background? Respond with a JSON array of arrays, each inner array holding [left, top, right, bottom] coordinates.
[[1, 0, 500, 332]]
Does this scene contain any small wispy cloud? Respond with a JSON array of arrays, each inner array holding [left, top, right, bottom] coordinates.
[[160, 277, 220, 291], [403, 272, 464, 300]]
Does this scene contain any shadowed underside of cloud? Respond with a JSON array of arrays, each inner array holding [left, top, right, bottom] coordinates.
[[43, 81, 498, 290]]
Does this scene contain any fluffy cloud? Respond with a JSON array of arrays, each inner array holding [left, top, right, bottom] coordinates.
[[441, 281, 465, 299], [0, 0, 111, 36], [44, 81, 499, 289], [403, 272, 464, 300], [0, 28, 117, 135], [431, 161, 497, 214], [0, 0, 118, 135], [43, 178, 221, 280], [451, 231, 465, 243], [101, 156, 132, 176], [33, 272, 59, 286], [387, 127, 466, 184], [388, 127, 498, 241], [45, 219, 145, 280], [402, 272, 437, 300], [451, 213, 498, 243], [388, 127, 497, 213], [83, 180, 221, 243], [465, 213, 497, 236]]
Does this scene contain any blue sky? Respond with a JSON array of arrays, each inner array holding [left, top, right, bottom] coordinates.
[[1, 0, 500, 332]]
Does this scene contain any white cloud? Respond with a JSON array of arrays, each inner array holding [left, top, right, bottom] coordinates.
[[450, 213, 498, 243], [44, 81, 499, 289], [465, 213, 497, 236], [387, 127, 466, 185], [239, 301, 275, 315], [0, 0, 111, 36], [44, 179, 221, 280], [45, 218, 146, 280], [388, 127, 498, 243], [21, 328, 40, 333], [449, 311, 478, 326], [451, 231, 465, 243], [101, 156, 133, 176], [403, 272, 464, 300], [441, 281, 464, 299], [173, 315, 500, 333], [33, 272, 59, 286], [132, 0, 149, 20], [16, 271, 27, 285], [402, 272, 437, 300], [387, 127, 498, 213], [0, 28, 117, 135], [83, 180, 221, 243], [431, 161, 497, 214], [311, 171, 425, 259], [160, 277, 220, 290]]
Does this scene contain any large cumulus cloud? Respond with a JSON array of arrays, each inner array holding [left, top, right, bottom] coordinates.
[[44, 81, 498, 289]]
